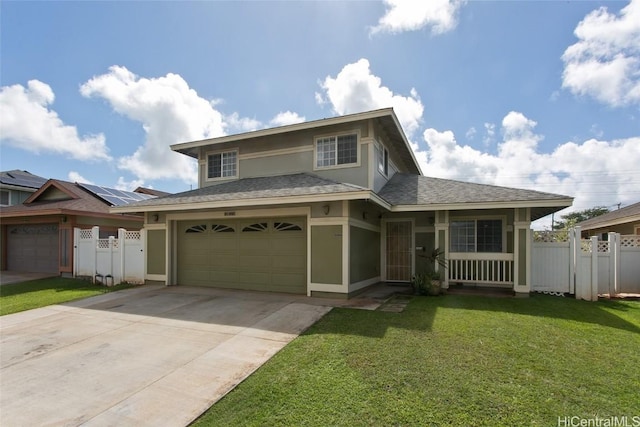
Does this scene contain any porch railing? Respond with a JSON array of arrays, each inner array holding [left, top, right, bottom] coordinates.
[[448, 253, 514, 285]]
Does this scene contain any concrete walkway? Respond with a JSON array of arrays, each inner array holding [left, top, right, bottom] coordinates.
[[0, 286, 332, 426]]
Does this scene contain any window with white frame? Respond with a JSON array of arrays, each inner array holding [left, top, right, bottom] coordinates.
[[450, 219, 503, 252], [0, 190, 9, 206], [207, 150, 237, 179], [377, 142, 389, 176], [315, 133, 357, 168]]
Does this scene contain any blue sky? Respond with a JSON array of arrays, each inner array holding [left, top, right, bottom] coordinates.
[[1, 0, 639, 228]]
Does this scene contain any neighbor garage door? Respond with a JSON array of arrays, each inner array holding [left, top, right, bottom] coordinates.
[[6, 224, 59, 273], [177, 217, 306, 294]]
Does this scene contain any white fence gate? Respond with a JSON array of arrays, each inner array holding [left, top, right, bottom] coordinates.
[[73, 227, 145, 285], [532, 227, 640, 301]]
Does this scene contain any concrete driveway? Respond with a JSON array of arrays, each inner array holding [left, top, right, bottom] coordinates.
[[0, 286, 332, 426]]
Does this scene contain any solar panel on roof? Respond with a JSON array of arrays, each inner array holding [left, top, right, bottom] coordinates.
[[78, 182, 157, 206]]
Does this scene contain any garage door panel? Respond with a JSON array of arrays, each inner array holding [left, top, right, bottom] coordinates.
[[272, 254, 306, 270], [209, 271, 240, 283], [238, 238, 270, 254], [7, 224, 59, 273], [237, 255, 270, 269], [209, 255, 240, 267], [238, 272, 270, 286], [177, 217, 306, 293]]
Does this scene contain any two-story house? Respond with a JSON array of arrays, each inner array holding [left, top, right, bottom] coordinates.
[[111, 108, 573, 297]]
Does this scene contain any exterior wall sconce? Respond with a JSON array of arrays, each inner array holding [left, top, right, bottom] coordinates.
[[323, 204, 330, 215], [61, 216, 67, 223], [152, 214, 159, 222], [362, 211, 368, 220]]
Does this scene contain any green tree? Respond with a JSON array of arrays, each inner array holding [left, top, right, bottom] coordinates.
[[552, 206, 610, 230]]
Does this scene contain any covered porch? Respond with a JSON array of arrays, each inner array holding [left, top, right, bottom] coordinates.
[[381, 207, 534, 295]]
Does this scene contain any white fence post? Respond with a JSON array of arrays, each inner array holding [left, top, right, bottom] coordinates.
[[91, 226, 99, 283], [118, 228, 126, 285], [570, 227, 578, 295], [610, 232, 620, 295], [73, 228, 80, 278], [589, 236, 598, 301]]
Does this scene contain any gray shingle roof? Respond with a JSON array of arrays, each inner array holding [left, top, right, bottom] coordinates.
[[118, 173, 368, 208], [576, 201, 640, 229], [378, 173, 571, 205]]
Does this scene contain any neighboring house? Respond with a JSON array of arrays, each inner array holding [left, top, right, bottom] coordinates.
[[0, 180, 159, 274], [577, 201, 640, 239], [111, 108, 573, 297], [0, 170, 48, 207]]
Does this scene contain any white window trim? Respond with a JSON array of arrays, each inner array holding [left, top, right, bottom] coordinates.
[[376, 141, 389, 177], [449, 215, 507, 254], [313, 130, 361, 171], [0, 189, 10, 206], [205, 148, 239, 182]]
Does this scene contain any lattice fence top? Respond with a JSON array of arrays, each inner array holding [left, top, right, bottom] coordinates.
[[621, 235, 640, 248], [580, 240, 592, 253], [125, 231, 141, 240], [534, 231, 570, 243], [597, 241, 609, 253], [97, 239, 121, 249], [79, 229, 93, 240]]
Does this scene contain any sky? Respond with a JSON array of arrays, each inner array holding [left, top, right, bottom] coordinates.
[[1, 0, 639, 229]]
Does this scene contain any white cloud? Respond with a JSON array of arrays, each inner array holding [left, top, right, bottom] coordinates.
[[0, 80, 110, 161], [318, 58, 424, 136], [483, 122, 496, 146], [115, 176, 145, 192], [270, 111, 306, 127], [465, 126, 476, 140], [562, 0, 640, 106], [370, 0, 464, 35], [417, 111, 640, 228], [80, 66, 227, 185], [223, 112, 262, 134], [68, 171, 94, 184]]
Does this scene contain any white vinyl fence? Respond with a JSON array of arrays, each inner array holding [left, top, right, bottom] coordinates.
[[73, 227, 145, 285], [532, 227, 640, 301]]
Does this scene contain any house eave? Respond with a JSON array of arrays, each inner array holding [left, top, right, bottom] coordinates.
[[389, 198, 574, 214], [578, 213, 640, 231], [109, 190, 389, 214], [0, 208, 144, 221], [0, 184, 39, 192]]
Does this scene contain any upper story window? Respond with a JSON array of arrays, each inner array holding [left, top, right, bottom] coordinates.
[[207, 150, 237, 180], [377, 143, 389, 176], [315, 133, 358, 168], [450, 219, 503, 253], [0, 190, 9, 206]]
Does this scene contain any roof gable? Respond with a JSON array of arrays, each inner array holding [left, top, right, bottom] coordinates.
[[24, 180, 78, 203]]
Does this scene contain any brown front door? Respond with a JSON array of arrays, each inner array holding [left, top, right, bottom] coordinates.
[[386, 221, 412, 281]]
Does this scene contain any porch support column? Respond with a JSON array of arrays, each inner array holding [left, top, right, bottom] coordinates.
[[434, 210, 449, 289], [513, 208, 531, 296]]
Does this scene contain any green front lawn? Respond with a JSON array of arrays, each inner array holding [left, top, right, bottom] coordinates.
[[0, 277, 134, 315], [193, 294, 640, 426]]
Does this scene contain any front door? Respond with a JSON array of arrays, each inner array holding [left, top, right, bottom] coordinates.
[[386, 221, 412, 281]]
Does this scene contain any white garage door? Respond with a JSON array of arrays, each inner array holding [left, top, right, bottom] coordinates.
[[177, 218, 307, 294], [7, 224, 59, 273]]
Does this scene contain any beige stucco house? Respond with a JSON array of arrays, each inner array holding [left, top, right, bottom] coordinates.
[[112, 108, 573, 297]]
